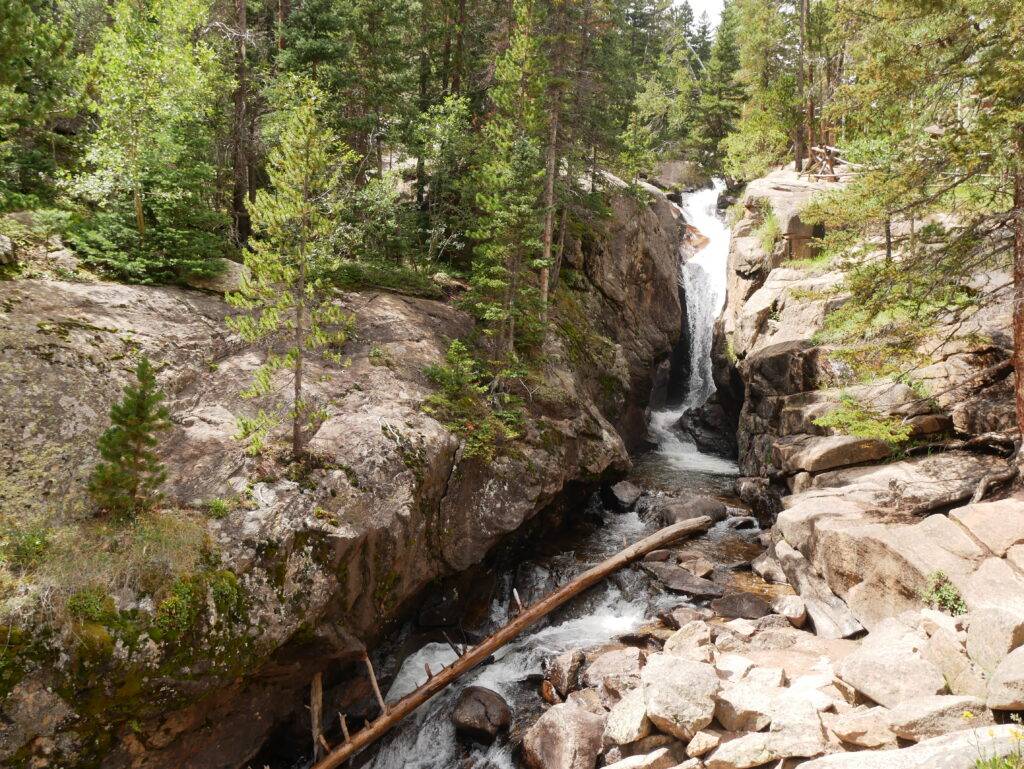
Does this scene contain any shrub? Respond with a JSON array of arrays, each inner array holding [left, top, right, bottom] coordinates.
[[88, 357, 171, 520], [920, 571, 967, 616], [813, 394, 913, 448], [206, 498, 232, 518], [422, 340, 522, 460]]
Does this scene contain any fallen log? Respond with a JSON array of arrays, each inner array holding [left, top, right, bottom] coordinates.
[[311, 515, 713, 769]]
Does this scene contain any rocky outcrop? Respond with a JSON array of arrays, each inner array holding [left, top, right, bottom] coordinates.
[[0, 186, 686, 768]]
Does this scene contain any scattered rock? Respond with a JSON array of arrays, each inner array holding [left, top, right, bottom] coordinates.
[[715, 682, 781, 731], [566, 688, 606, 715], [773, 595, 807, 628], [987, 645, 1024, 710], [641, 654, 719, 740], [451, 686, 512, 745], [522, 703, 605, 769], [184, 257, 247, 294], [677, 551, 715, 578], [828, 706, 897, 749], [0, 234, 15, 264], [798, 725, 1023, 768], [923, 626, 988, 699], [642, 562, 725, 599], [603, 747, 682, 769], [775, 541, 864, 639], [715, 653, 754, 681], [604, 688, 651, 746], [746, 666, 786, 688], [836, 618, 946, 708], [966, 605, 1024, 674], [602, 734, 677, 765], [711, 593, 773, 620], [548, 649, 586, 697], [644, 549, 675, 563], [47, 248, 79, 273], [663, 621, 712, 659], [584, 647, 646, 704], [888, 694, 991, 741], [752, 551, 788, 584], [608, 481, 644, 511], [662, 606, 715, 629], [687, 729, 721, 758]]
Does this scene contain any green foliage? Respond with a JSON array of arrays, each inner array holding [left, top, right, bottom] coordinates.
[[88, 357, 171, 521], [754, 201, 781, 254], [152, 575, 203, 640], [228, 82, 354, 457], [813, 394, 912, 448], [205, 499, 232, 519], [69, 0, 228, 284], [423, 340, 522, 461], [66, 586, 117, 624], [920, 571, 967, 616], [328, 259, 442, 299], [0, 521, 50, 573]]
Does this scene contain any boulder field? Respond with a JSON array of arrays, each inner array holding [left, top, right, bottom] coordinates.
[[0, 187, 688, 768]]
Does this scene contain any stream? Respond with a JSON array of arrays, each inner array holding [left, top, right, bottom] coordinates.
[[353, 183, 747, 769]]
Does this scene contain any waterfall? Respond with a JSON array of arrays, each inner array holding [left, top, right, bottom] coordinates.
[[646, 180, 736, 476]]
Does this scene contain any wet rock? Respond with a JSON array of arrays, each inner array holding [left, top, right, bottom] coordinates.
[[522, 703, 605, 769], [828, 705, 897, 749], [711, 593, 773, 620], [642, 562, 725, 599], [644, 549, 675, 563], [987, 645, 1024, 709], [725, 516, 758, 530], [889, 694, 990, 741], [417, 587, 464, 628], [677, 550, 715, 578], [451, 686, 512, 745], [773, 595, 807, 628], [659, 497, 728, 526], [799, 724, 1023, 768], [641, 654, 719, 740], [836, 618, 946, 708], [735, 476, 783, 521], [607, 481, 644, 511], [547, 649, 586, 698], [603, 688, 651, 746]]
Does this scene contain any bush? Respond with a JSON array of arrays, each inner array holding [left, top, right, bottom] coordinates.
[[920, 571, 967, 616], [813, 394, 913, 448], [422, 340, 522, 460]]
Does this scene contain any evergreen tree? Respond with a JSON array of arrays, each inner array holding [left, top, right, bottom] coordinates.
[[88, 357, 171, 521], [689, 0, 742, 173], [228, 84, 354, 458], [70, 0, 227, 284]]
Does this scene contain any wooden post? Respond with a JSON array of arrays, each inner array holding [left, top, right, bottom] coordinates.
[[310, 517, 713, 769]]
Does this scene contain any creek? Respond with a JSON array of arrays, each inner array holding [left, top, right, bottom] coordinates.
[[289, 182, 748, 769]]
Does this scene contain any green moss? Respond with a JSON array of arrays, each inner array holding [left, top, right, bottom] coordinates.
[[152, 577, 204, 642]]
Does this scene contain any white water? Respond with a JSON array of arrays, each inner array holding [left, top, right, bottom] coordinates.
[[355, 184, 740, 769], [647, 180, 737, 477]]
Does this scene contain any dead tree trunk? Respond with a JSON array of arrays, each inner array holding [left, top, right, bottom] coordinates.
[[1014, 135, 1024, 440], [311, 516, 713, 769]]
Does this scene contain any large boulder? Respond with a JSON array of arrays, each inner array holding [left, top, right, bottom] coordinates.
[[828, 706, 897, 749], [642, 562, 724, 598], [923, 626, 988, 699], [658, 496, 728, 525], [603, 688, 652, 747], [987, 645, 1024, 710], [799, 725, 1024, 769], [184, 257, 248, 294], [836, 618, 947, 708], [547, 649, 586, 698], [451, 686, 512, 744], [965, 605, 1024, 674], [606, 480, 643, 511], [711, 593, 773, 620], [950, 498, 1024, 557], [522, 703, 606, 769], [888, 694, 990, 742], [641, 654, 719, 740]]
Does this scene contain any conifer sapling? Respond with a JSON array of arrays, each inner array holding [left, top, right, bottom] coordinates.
[[88, 356, 171, 520]]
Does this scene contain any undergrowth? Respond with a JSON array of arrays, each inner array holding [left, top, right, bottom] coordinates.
[[813, 394, 912, 448], [422, 340, 523, 461], [920, 570, 967, 616]]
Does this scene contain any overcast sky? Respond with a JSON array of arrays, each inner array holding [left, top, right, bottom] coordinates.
[[676, 0, 725, 27]]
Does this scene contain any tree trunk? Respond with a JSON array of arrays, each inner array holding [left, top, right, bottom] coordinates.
[[451, 0, 467, 93], [795, 0, 807, 171], [133, 185, 146, 237], [278, 0, 289, 50], [539, 105, 560, 325], [1013, 137, 1024, 438], [294, 202, 307, 458], [310, 517, 714, 769], [232, 0, 250, 245]]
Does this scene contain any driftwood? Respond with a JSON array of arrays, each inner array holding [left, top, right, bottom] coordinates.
[[311, 516, 713, 769]]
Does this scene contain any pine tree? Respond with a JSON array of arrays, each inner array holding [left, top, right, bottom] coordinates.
[[228, 84, 354, 458], [88, 357, 171, 521]]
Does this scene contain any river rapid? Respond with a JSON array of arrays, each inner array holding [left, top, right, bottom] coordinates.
[[279, 182, 745, 769]]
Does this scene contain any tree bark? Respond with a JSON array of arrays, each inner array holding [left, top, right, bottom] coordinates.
[[539, 105, 560, 325], [451, 0, 467, 94], [133, 184, 146, 237], [1014, 134, 1024, 438], [310, 517, 714, 769], [278, 0, 289, 50], [232, 0, 250, 245], [795, 0, 808, 171]]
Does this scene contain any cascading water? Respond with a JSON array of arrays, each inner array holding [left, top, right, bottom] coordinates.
[[646, 180, 737, 478]]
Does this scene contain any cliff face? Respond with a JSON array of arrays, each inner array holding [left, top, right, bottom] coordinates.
[[718, 167, 1022, 641], [0, 190, 685, 768]]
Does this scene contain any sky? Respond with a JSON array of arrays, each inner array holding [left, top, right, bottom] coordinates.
[[676, 0, 725, 27]]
